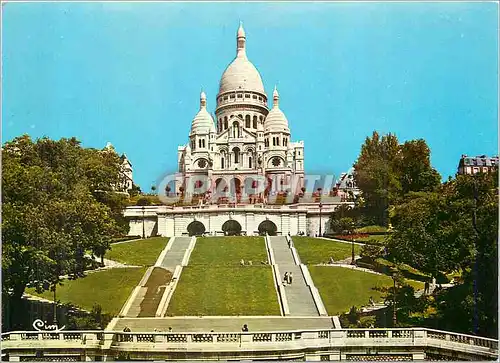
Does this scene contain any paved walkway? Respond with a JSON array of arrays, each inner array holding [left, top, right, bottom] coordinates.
[[269, 236, 319, 316], [110, 316, 338, 332], [160, 237, 192, 271]]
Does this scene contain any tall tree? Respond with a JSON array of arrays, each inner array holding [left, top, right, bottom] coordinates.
[[353, 131, 401, 225], [2, 135, 126, 329], [353, 132, 440, 226]]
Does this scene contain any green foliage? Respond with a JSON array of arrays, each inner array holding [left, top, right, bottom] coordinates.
[[353, 132, 441, 226], [360, 244, 385, 262], [387, 170, 498, 337], [2, 135, 127, 320], [68, 303, 112, 330]]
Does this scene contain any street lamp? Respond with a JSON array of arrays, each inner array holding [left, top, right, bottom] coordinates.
[[318, 202, 323, 237], [392, 272, 398, 327], [351, 224, 356, 265], [141, 206, 146, 239]]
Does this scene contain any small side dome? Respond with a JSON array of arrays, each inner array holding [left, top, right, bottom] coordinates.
[[264, 86, 290, 133], [191, 91, 216, 135]]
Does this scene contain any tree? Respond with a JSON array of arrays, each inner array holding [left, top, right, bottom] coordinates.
[[2, 135, 124, 329], [386, 170, 498, 337], [354, 132, 402, 226], [353, 132, 440, 226], [398, 140, 441, 195]]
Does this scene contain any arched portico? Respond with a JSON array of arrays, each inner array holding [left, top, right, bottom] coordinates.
[[222, 220, 242, 236], [187, 221, 206, 236], [258, 220, 277, 236]]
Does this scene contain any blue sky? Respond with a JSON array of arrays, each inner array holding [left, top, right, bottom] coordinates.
[[2, 2, 498, 189]]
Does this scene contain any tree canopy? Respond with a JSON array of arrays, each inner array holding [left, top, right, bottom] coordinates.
[[2, 135, 129, 323], [353, 131, 440, 226]]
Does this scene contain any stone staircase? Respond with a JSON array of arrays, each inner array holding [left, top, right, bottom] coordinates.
[[268, 236, 319, 316], [160, 237, 192, 270]]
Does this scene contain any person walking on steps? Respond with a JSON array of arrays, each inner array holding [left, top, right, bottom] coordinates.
[[288, 272, 293, 285], [284, 272, 289, 285]]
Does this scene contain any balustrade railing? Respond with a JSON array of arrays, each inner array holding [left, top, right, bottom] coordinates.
[[1, 328, 497, 358]]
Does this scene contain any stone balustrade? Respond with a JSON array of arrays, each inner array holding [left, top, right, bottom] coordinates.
[[2, 328, 497, 361]]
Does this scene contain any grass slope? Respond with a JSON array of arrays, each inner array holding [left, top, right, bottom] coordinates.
[[167, 266, 280, 316], [292, 236, 362, 264], [107, 237, 170, 266], [309, 266, 394, 315], [26, 267, 146, 315], [309, 266, 424, 315], [189, 236, 267, 265]]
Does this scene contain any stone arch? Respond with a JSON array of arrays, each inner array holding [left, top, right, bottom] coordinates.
[[187, 221, 206, 236], [258, 220, 277, 236], [222, 220, 242, 236]]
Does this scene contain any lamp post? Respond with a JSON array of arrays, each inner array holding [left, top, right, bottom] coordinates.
[[351, 225, 356, 265], [141, 206, 146, 239], [318, 202, 323, 237], [392, 272, 397, 327]]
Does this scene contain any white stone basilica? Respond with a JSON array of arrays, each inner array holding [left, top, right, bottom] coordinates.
[[177, 23, 304, 198]]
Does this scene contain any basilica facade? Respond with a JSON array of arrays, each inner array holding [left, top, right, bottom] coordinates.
[[176, 23, 304, 201]]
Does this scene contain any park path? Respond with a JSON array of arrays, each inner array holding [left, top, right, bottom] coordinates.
[[268, 236, 319, 316]]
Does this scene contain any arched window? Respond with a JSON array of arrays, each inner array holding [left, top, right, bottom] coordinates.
[[249, 156, 252, 168], [202, 139, 205, 148], [277, 137, 280, 146], [221, 157, 225, 169], [253, 116, 257, 128], [233, 147, 240, 164], [224, 117, 228, 130], [245, 115, 251, 128], [273, 137, 276, 146]]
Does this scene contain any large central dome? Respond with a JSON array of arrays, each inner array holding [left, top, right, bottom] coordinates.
[[218, 23, 265, 95]]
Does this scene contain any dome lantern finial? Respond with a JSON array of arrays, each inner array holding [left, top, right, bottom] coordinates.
[[236, 22, 246, 58], [200, 90, 207, 109], [273, 85, 279, 107]]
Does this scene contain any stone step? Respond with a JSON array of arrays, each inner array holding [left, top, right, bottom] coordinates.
[[268, 236, 319, 316]]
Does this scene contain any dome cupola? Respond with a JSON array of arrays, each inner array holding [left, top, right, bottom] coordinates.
[[191, 91, 216, 135], [218, 23, 266, 95], [264, 86, 290, 133]]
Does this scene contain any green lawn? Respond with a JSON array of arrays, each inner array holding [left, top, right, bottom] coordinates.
[[189, 236, 267, 266], [309, 266, 424, 315], [310, 266, 395, 315], [167, 266, 280, 316], [292, 236, 362, 264], [26, 267, 146, 315], [106, 237, 170, 266]]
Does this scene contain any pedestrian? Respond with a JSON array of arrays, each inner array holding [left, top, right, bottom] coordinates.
[[288, 272, 293, 285], [242, 324, 249, 332], [168, 327, 173, 332], [284, 272, 289, 285], [424, 281, 429, 295], [240, 259, 245, 266], [369, 296, 375, 307]]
